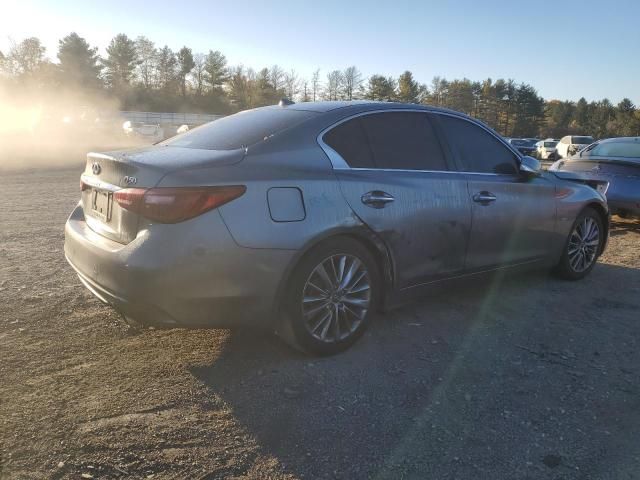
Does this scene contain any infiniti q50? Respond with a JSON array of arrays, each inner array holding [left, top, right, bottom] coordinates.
[[65, 101, 609, 355]]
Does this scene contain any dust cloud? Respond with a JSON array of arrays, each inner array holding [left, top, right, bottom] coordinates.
[[0, 86, 144, 171]]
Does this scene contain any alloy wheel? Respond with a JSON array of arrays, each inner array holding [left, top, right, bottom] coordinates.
[[568, 217, 600, 273], [301, 254, 371, 343]]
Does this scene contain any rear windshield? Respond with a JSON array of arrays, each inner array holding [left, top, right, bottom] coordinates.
[[510, 139, 527, 146], [589, 141, 640, 159], [573, 136, 594, 144], [161, 107, 315, 150], [544, 141, 557, 147]]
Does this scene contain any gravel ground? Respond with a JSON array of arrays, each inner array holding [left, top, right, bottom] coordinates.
[[1, 167, 639, 480]]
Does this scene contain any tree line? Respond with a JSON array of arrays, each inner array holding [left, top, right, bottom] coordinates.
[[1, 34, 638, 138]]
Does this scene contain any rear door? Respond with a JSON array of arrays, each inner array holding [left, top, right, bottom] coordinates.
[[324, 111, 472, 288], [434, 113, 556, 270]]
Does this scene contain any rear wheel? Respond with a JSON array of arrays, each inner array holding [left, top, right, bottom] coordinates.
[[554, 207, 603, 280], [284, 237, 380, 355]]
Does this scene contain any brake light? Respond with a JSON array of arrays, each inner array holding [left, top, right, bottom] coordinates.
[[114, 186, 246, 223]]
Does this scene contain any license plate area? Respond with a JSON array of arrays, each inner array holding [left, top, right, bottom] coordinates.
[[91, 189, 113, 222]]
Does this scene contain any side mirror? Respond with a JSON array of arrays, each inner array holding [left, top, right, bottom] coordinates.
[[520, 155, 541, 175]]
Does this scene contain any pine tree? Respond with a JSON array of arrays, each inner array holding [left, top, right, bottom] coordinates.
[[176, 47, 195, 97], [204, 50, 228, 92], [156, 46, 177, 91], [103, 34, 138, 91], [227, 65, 249, 109], [134, 36, 157, 89], [397, 71, 420, 103], [254, 67, 280, 106], [57, 32, 102, 89], [365, 75, 396, 101]]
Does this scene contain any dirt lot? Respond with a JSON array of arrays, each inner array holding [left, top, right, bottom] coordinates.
[[1, 167, 640, 480]]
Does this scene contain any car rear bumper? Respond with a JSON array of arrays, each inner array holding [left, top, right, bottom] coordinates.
[[64, 203, 296, 329]]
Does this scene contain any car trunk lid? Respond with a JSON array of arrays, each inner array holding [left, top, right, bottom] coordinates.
[[80, 146, 245, 244]]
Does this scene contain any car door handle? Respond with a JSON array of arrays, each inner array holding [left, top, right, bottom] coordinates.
[[472, 192, 497, 203], [361, 191, 395, 209]]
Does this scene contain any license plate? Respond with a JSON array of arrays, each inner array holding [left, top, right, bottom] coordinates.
[[91, 189, 113, 222]]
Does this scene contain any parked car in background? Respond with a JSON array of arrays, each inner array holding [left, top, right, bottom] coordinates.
[[536, 139, 559, 160], [508, 138, 537, 156], [556, 135, 595, 158], [550, 137, 640, 218], [176, 124, 190, 134], [66, 101, 609, 355], [122, 121, 164, 143]]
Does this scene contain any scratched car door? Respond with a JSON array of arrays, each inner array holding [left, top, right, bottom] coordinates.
[[324, 111, 472, 289]]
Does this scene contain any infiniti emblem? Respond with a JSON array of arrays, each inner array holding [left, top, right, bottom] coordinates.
[[92, 162, 101, 175]]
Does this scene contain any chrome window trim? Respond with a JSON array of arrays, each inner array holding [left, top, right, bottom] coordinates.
[[317, 107, 522, 174], [333, 167, 511, 177]]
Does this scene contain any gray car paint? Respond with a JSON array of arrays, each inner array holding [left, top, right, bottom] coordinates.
[[64, 101, 609, 330]]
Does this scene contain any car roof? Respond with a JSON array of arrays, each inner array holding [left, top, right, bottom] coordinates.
[[594, 136, 639, 144], [277, 100, 460, 116]]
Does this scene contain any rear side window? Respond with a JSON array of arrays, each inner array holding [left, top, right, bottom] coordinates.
[[162, 107, 315, 150], [360, 112, 447, 170], [322, 112, 447, 171], [323, 117, 375, 168], [438, 115, 518, 174]]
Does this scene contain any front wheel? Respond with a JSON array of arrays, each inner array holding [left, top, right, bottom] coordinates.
[[284, 237, 380, 355], [554, 207, 604, 280]]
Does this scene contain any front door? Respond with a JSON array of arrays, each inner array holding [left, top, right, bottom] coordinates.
[[434, 113, 556, 270]]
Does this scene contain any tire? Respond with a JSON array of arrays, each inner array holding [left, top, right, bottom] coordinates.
[[284, 237, 380, 356], [554, 207, 604, 280]]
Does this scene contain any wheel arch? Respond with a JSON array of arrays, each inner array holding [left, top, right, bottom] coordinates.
[[271, 227, 395, 325], [585, 201, 610, 254]]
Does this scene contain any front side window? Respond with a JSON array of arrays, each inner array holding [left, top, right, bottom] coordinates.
[[437, 115, 518, 174]]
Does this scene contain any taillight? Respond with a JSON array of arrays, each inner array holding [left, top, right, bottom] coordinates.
[[114, 186, 246, 223]]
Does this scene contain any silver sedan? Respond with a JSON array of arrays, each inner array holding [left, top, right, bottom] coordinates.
[[65, 101, 609, 355]]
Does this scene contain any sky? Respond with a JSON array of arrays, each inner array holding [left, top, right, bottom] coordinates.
[[1, 0, 638, 104]]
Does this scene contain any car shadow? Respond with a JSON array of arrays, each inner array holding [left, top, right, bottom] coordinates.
[[190, 263, 640, 479]]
